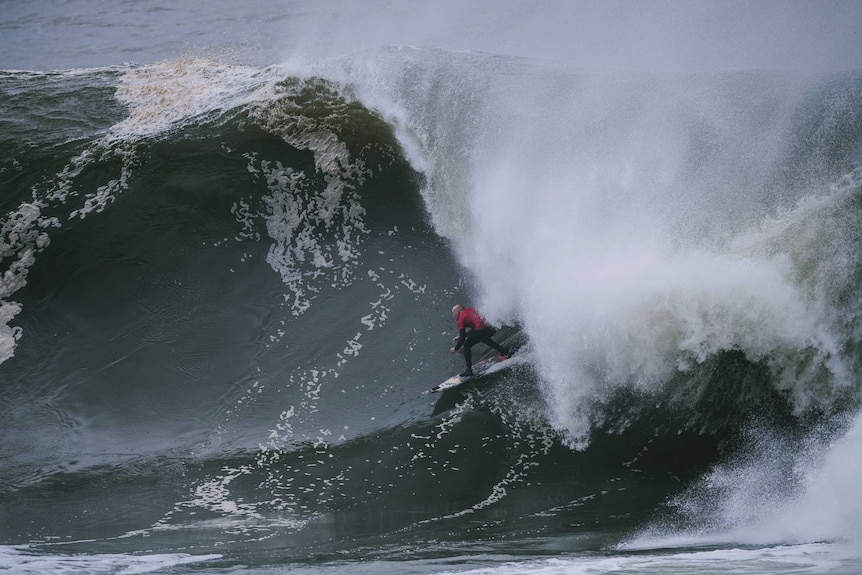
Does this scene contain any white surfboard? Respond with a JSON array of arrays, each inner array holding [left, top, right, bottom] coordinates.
[[424, 354, 518, 394]]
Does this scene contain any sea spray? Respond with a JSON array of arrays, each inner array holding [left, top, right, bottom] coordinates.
[[324, 49, 859, 447], [625, 408, 862, 549]]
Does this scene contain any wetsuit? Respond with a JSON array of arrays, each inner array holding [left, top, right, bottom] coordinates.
[[453, 307, 509, 374]]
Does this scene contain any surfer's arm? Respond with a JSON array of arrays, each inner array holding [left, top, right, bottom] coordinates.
[[451, 328, 467, 352]]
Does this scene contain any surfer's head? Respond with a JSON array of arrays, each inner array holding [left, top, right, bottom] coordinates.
[[451, 304, 464, 319]]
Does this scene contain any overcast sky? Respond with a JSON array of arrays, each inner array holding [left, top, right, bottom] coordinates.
[[2, 0, 861, 71]]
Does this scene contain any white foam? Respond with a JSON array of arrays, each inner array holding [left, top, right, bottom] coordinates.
[[427, 543, 861, 575], [250, 153, 367, 317], [111, 57, 281, 140], [0, 202, 54, 364], [0, 545, 219, 575]]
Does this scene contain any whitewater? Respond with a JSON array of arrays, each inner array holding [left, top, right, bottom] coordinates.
[[2, 2, 862, 574]]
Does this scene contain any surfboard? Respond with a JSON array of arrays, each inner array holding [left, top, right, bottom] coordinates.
[[424, 354, 516, 394]]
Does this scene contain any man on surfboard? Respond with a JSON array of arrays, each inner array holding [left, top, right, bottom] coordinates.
[[449, 304, 510, 377]]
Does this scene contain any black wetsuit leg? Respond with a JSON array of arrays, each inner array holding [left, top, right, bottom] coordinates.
[[463, 327, 510, 369]]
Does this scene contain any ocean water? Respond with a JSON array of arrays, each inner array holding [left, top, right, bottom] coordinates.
[[2, 2, 862, 574]]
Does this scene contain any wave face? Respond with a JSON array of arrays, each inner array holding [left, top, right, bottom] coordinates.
[[2, 48, 862, 573]]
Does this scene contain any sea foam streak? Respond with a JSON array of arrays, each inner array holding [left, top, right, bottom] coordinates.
[[0, 546, 220, 575]]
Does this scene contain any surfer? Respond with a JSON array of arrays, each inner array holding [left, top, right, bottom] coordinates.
[[449, 304, 510, 377]]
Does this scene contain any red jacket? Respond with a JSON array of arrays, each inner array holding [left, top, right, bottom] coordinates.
[[457, 307, 488, 331], [454, 307, 491, 351]]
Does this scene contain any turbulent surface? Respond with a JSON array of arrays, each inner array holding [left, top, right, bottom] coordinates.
[[2, 3, 862, 574]]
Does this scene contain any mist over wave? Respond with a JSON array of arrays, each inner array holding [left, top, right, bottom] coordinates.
[[309, 47, 862, 556], [308, 48, 862, 447]]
